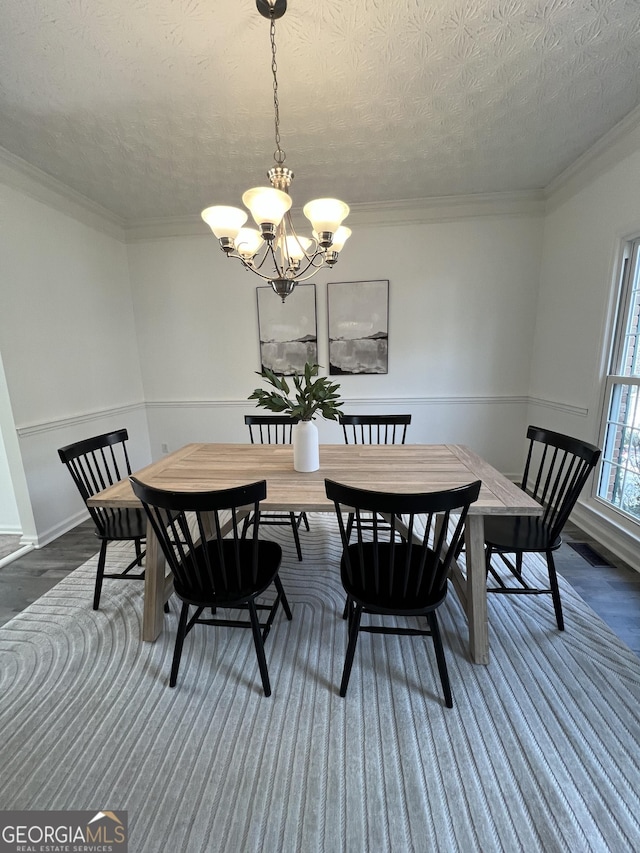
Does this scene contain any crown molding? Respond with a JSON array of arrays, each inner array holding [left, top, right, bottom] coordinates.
[[545, 104, 640, 211], [0, 145, 126, 240], [124, 190, 546, 242], [2, 99, 640, 239], [345, 191, 546, 227]]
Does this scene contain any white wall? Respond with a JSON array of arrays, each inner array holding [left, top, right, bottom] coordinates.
[[0, 351, 36, 544], [0, 182, 150, 544], [530, 124, 640, 568], [0, 431, 20, 533], [128, 213, 544, 474]]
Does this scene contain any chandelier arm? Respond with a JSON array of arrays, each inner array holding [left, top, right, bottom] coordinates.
[[267, 239, 287, 278], [249, 251, 275, 274], [289, 252, 325, 278], [282, 212, 319, 263], [284, 264, 330, 284], [225, 249, 335, 284], [247, 245, 285, 278], [222, 245, 284, 280], [238, 259, 286, 283]]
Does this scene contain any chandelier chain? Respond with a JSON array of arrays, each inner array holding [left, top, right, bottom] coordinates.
[[270, 16, 285, 165]]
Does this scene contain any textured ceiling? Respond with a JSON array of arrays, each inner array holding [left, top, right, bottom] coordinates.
[[1, 0, 639, 223]]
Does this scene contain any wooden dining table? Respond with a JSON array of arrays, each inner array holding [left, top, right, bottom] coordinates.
[[87, 442, 541, 664]]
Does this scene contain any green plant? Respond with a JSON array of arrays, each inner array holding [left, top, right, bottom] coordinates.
[[248, 363, 343, 421]]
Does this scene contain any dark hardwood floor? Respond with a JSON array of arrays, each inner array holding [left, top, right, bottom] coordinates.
[[0, 520, 98, 627], [559, 521, 640, 656], [0, 518, 639, 656]]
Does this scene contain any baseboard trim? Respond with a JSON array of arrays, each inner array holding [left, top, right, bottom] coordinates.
[[37, 508, 91, 549]]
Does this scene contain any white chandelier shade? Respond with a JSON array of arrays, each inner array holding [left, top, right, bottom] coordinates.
[[234, 227, 264, 259], [302, 198, 350, 244], [325, 226, 351, 254], [242, 187, 292, 232], [201, 205, 247, 241]]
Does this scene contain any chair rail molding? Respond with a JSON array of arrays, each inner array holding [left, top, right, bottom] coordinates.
[[146, 394, 532, 410], [527, 397, 589, 417], [16, 395, 584, 438], [148, 394, 588, 415], [16, 402, 146, 437]]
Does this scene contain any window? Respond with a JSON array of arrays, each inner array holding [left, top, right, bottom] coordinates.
[[598, 237, 640, 519]]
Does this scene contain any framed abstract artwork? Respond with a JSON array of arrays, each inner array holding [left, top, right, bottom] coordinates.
[[256, 283, 318, 375], [327, 280, 389, 374]]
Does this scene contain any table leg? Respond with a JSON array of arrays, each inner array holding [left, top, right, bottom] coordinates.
[[142, 519, 167, 642], [465, 514, 489, 664]]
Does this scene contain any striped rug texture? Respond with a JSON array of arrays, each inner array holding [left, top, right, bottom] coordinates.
[[1, 514, 639, 852]]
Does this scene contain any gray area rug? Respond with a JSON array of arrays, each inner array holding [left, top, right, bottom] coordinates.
[[1, 514, 639, 852]]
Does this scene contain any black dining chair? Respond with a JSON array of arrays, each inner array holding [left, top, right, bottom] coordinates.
[[130, 476, 292, 695], [339, 413, 411, 446], [243, 414, 310, 560], [58, 429, 150, 610], [325, 478, 481, 707], [483, 425, 601, 630]]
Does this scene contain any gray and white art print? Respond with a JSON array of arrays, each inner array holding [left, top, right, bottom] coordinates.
[[257, 284, 318, 375], [328, 280, 389, 375]]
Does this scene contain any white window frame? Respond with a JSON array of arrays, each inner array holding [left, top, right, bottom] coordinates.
[[596, 236, 640, 525]]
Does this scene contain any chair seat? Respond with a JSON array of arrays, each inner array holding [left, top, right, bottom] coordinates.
[[483, 515, 561, 554], [99, 508, 147, 541], [341, 543, 447, 614], [175, 539, 283, 606]]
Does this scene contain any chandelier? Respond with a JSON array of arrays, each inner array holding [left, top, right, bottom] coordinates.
[[201, 0, 351, 302]]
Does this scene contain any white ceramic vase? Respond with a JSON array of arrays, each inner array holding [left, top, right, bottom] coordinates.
[[293, 420, 320, 472]]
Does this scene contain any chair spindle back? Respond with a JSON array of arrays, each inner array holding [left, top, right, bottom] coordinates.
[[340, 414, 411, 445], [325, 479, 481, 602], [521, 426, 601, 541], [245, 414, 299, 445], [58, 429, 135, 536], [130, 477, 266, 599]]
